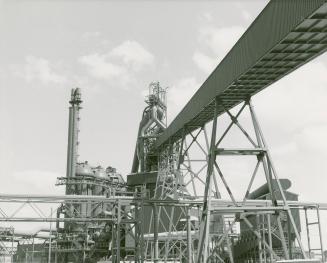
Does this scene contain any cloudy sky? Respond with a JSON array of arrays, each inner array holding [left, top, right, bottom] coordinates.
[[0, 0, 326, 242]]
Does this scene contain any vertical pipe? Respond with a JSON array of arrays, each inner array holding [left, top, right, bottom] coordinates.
[[66, 88, 82, 181], [65, 89, 82, 231], [66, 107, 73, 182], [261, 215, 267, 263], [267, 214, 273, 263], [139, 137, 144, 172], [140, 201, 145, 263], [48, 207, 52, 263], [32, 237, 34, 263], [11, 227, 14, 263], [187, 207, 192, 263], [167, 206, 175, 261], [153, 204, 159, 263], [111, 223, 115, 261], [55, 237, 58, 263], [72, 105, 79, 178], [65, 105, 74, 230], [117, 202, 121, 263], [135, 202, 140, 262]]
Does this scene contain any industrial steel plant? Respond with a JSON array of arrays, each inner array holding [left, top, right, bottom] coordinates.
[[1, 0, 327, 262]]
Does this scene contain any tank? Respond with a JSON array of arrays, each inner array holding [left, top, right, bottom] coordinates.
[[92, 166, 107, 179], [75, 162, 94, 217], [75, 161, 93, 177]]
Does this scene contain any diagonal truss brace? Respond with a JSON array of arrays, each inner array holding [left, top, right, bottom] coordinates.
[[196, 97, 307, 262]]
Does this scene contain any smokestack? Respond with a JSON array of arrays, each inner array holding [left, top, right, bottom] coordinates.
[[66, 88, 82, 186]]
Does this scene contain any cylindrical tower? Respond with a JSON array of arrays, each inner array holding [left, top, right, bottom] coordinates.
[[65, 88, 82, 234], [66, 88, 82, 192]]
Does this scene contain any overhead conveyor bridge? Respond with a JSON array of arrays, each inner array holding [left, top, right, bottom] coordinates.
[[156, 0, 327, 149]]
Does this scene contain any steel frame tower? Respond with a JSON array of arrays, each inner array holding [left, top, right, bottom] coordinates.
[[0, 1, 326, 263], [148, 98, 308, 262], [132, 82, 167, 174]]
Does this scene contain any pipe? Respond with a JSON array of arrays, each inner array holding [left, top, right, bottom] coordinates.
[[187, 208, 192, 263], [132, 105, 166, 173], [66, 106, 73, 181], [153, 204, 159, 263], [66, 88, 82, 180], [0, 218, 114, 222], [131, 108, 151, 173], [140, 107, 165, 136]]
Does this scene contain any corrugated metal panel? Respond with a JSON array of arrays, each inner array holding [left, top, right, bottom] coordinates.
[[156, 0, 327, 148]]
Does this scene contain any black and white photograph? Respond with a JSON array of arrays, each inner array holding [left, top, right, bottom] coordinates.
[[0, 0, 326, 262]]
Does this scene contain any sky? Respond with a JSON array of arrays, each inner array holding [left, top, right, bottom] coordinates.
[[0, 0, 326, 246]]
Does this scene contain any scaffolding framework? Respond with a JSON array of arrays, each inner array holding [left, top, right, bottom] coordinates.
[[1, 1, 327, 263]]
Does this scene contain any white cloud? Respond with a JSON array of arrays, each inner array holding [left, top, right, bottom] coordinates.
[[110, 40, 154, 70], [79, 53, 127, 81], [270, 123, 327, 203], [79, 40, 154, 85], [13, 56, 66, 85], [241, 10, 252, 22], [167, 77, 200, 122], [192, 51, 216, 74], [198, 25, 245, 60], [251, 59, 327, 202], [193, 19, 245, 73], [254, 61, 327, 134], [271, 123, 327, 163], [232, 2, 255, 22]]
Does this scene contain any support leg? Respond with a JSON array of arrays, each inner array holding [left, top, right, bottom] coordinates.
[[197, 97, 219, 263]]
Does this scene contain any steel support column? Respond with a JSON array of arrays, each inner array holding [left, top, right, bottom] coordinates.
[[197, 96, 219, 263]]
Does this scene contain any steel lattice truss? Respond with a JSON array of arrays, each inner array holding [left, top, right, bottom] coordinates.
[[1, 1, 327, 263]]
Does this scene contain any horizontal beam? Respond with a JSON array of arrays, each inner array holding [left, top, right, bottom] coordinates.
[[216, 148, 266, 155], [0, 200, 326, 222], [0, 194, 134, 203], [209, 200, 327, 211], [143, 230, 198, 241], [0, 217, 114, 223], [0, 194, 326, 209]]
